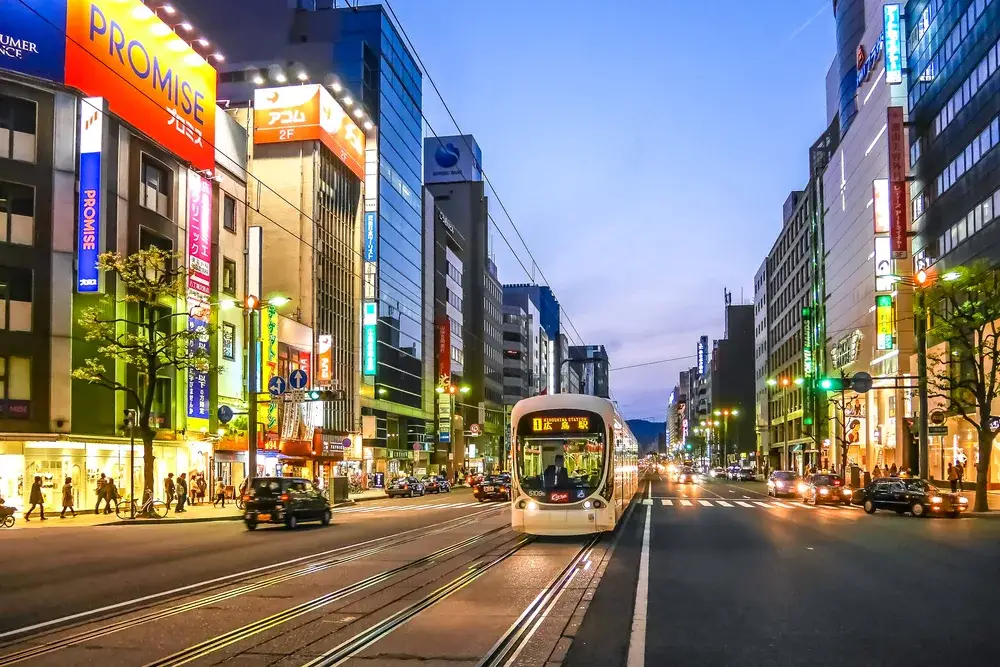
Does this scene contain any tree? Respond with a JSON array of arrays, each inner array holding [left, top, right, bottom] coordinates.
[[72, 249, 212, 511], [920, 261, 1000, 512]]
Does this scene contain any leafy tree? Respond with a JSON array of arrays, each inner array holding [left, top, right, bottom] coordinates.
[[72, 249, 212, 510], [920, 261, 1000, 512]]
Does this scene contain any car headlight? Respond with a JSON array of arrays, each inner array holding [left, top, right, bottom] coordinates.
[[820, 488, 829, 495], [931, 496, 943, 504], [774, 481, 782, 489], [959, 497, 969, 504], [842, 489, 851, 495], [797, 483, 807, 494]]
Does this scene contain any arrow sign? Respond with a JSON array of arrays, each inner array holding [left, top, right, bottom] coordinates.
[[217, 405, 234, 424], [289, 368, 309, 390], [268, 376, 287, 397]]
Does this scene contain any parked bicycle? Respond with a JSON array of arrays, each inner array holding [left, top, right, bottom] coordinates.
[[117, 495, 168, 519]]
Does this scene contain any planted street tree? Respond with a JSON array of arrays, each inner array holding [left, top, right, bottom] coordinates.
[[73, 249, 212, 511], [920, 261, 1000, 512]]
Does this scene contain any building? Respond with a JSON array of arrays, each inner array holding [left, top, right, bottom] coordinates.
[[567, 345, 611, 398], [753, 260, 770, 462], [501, 304, 531, 404], [905, 0, 1000, 486], [503, 284, 562, 393], [710, 299, 756, 466], [171, 0, 432, 474]]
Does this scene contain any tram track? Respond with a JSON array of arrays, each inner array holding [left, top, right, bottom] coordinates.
[[0, 507, 505, 666]]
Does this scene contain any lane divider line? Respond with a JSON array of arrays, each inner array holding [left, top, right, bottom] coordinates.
[[626, 506, 651, 667]]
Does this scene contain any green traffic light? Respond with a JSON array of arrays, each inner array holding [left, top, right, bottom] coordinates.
[[819, 378, 833, 390]]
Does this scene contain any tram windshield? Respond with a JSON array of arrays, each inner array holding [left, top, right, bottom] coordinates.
[[515, 410, 606, 499]]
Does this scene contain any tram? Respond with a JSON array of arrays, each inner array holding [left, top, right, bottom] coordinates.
[[510, 394, 639, 536]]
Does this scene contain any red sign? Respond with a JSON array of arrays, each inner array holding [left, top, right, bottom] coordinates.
[[887, 107, 909, 259], [549, 491, 570, 503], [317, 335, 332, 384], [299, 350, 312, 388], [437, 318, 451, 380]]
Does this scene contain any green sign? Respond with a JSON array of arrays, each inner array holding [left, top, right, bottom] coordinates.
[[362, 301, 377, 376]]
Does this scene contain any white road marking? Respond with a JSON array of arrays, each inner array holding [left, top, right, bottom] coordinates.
[[771, 501, 794, 509], [698, 500, 713, 507], [647, 481, 652, 501], [642, 499, 652, 506], [680, 499, 693, 507], [716, 500, 733, 507], [735, 501, 753, 508], [752, 501, 771, 507], [661, 499, 673, 506], [627, 506, 652, 667]]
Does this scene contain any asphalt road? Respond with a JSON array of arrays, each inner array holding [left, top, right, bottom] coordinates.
[[0, 488, 494, 634], [567, 474, 1000, 667]]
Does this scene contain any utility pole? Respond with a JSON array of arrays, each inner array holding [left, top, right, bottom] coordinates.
[[915, 283, 930, 480], [125, 409, 136, 519]]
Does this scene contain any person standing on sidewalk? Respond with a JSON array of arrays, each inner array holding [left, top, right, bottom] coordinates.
[[164, 473, 176, 510], [175, 473, 188, 513], [94, 473, 107, 514], [948, 463, 958, 492], [60, 476, 76, 518], [24, 476, 46, 521], [104, 476, 119, 515], [956, 460, 965, 492], [213, 479, 226, 508]]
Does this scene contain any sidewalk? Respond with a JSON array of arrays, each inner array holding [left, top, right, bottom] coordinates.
[[5, 500, 244, 529], [957, 490, 1000, 513]]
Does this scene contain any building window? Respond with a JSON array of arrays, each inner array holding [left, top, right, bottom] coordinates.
[[222, 322, 236, 361], [138, 374, 172, 429], [0, 266, 32, 332], [222, 257, 237, 295], [0, 355, 31, 419], [0, 94, 37, 163], [223, 194, 236, 233], [0, 180, 34, 245], [139, 156, 171, 217]]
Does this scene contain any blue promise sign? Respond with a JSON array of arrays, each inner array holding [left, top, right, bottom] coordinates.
[[0, 0, 68, 82], [76, 97, 104, 293], [883, 4, 902, 85]]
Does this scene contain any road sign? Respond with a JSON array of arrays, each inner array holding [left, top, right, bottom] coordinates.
[[217, 405, 234, 424], [930, 410, 946, 425], [268, 376, 287, 397], [289, 369, 309, 390], [851, 372, 874, 394], [470, 423, 482, 436], [928, 425, 949, 436], [412, 443, 421, 451]]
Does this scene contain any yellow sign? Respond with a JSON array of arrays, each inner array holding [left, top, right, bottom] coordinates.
[[260, 305, 278, 431], [876, 294, 894, 351], [530, 415, 591, 433]]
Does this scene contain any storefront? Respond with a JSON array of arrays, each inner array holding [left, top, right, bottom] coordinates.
[[0, 438, 202, 512], [928, 423, 1000, 489], [213, 435, 248, 498]]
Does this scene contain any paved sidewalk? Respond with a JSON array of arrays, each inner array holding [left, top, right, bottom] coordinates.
[[5, 500, 244, 529]]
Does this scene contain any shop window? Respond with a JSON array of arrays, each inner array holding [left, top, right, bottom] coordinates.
[[222, 322, 236, 361], [0, 266, 33, 332], [222, 257, 237, 295], [139, 156, 171, 217], [139, 230, 172, 282], [0, 355, 31, 419], [0, 94, 37, 163], [0, 180, 34, 245], [223, 194, 237, 233]]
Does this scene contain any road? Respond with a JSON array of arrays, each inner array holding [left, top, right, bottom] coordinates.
[[567, 473, 1000, 667]]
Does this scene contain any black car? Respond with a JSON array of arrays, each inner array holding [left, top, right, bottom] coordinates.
[[474, 475, 511, 502], [421, 476, 441, 493], [766, 470, 800, 497], [854, 477, 968, 518], [800, 473, 851, 505], [736, 468, 757, 482], [243, 477, 331, 530], [435, 476, 452, 493], [386, 477, 425, 498]]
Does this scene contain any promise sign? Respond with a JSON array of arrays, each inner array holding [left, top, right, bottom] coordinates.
[[76, 96, 105, 293], [887, 106, 909, 259]]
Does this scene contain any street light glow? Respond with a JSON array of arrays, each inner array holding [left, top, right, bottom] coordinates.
[[460, 386, 471, 393], [220, 299, 236, 310], [269, 296, 291, 307], [767, 378, 778, 387], [943, 271, 961, 281], [794, 377, 805, 386]]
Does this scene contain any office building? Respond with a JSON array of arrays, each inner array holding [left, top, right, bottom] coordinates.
[[502, 304, 531, 404], [503, 284, 562, 393], [753, 260, 770, 459], [567, 345, 610, 399], [710, 299, 756, 465]]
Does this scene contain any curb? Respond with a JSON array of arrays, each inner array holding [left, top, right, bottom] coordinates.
[[98, 514, 245, 527]]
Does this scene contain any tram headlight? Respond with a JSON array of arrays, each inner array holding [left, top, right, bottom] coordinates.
[[584, 500, 592, 510], [527, 501, 538, 511], [517, 500, 527, 509]]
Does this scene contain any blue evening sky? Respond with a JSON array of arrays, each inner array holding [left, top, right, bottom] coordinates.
[[387, 0, 837, 421]]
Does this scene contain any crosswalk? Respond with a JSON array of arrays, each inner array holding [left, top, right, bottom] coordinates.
[[333, 501, 484, 514], [652, 498, 861, 511]]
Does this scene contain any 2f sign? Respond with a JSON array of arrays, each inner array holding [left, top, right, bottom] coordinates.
[[280, 128, 295, 141]]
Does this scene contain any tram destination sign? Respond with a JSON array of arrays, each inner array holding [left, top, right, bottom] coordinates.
[[530, 415, 592, 433]]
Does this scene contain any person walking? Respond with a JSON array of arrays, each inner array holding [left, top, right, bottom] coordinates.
[[947, 463, 957, 492], [956, 460, 965, 492], [164, 473, 176, 511], [94, 473, 107, 514], [889, 463, 898, 477], [213, 479, 226, 508], [60, 476, 76, 519], [104, 476, 119, 515], [175, 473, 188, 513], [24, 475, 46, 521]]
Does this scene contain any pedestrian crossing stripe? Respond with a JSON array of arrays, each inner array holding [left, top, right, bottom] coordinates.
[[656, 498, 860, 511], [333, 502, 483, 513]]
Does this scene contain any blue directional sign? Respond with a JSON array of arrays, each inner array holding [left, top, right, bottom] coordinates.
[[289, 369, 309, 390], [268, 376, 287, 397], [217, 405, 234, 424]]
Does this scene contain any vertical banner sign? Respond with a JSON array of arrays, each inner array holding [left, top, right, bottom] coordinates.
[[438, 391, 452, 443], [186, 172, 213, 421], [362, 301, 377, 376], [884, 4, 903, 85], [317, 335, 333, 385], [802, 308, 814, 426], [299, 350, 311, 389], [876, 295, 895, 350], [437, 318, 451, 381], [887, 107, 909, 259], [697, 335, 708, 376], [261, 305, 279, 431], [77, 97, 105, 293], [872, 179, 890, 234]]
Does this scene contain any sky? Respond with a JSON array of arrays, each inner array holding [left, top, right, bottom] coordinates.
[[386, 0, 838, 421]]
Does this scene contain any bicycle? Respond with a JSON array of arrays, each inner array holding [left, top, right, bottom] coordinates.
[[117, 495, 168, 519]]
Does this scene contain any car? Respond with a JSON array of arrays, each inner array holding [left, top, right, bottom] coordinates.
[[421, 476, 441, 494], [800, 473, 851, 505], [474, 475, 511, 502], [243, 477, 331, 530], [734, 468, 756, 481], [386, 477, 425, 498], [766, 470, 800, 497], [434, 476, 452, 493], [854, 477, 968, 518], [709, 467, 726, 478], [676, 467, 696, 484]]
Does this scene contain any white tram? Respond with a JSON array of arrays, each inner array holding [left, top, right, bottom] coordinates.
[[510, 394, 639, 536]]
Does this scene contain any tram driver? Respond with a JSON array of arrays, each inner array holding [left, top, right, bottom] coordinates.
[[543, 453, 571, 489]]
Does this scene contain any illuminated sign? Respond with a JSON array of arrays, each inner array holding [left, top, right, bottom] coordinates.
[[437, 318, 451, 380], [424, 135, 483, 184], [874, 236, 894, 291], [873, 179, 889, 234], [876, 294, 894, 351], [884, 5, 902, 85], [252, 85, 365, 178], [261, 304, 278, 431], [697, 335, 708, 376], [529, 415, 592, 433], [832, 330, 864, 369], [65, 0, 217, 171], [362, 132, 378, 305], [317, 334, 332, 384], [856, 34, 884, 88], [186, 172, 212, 421], [362, 301, 377, 376], [887, 107, 909, 259], [364, 211, 377, 262], [76, 96, 104, 293], [0, 0, 67, 82]]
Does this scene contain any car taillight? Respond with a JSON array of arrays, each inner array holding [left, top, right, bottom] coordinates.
[[242, 494, 250, 502], [280, 493, 290, 502]]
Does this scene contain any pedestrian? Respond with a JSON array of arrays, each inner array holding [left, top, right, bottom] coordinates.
[[889, 463, 898, 477], [164, 473, 176, 511], [175, 473, 188, 513], [213, 479, 226, 508], [61, 476, 76, 518], [24, 475, 47, 521], [198, 475, 208, 505], [956, 460, 965, 491], [94, 473, 107, 514], [104, 476, 118, 514]]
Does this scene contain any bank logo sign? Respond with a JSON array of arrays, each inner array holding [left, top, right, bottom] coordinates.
[[0, 0, 67, 81], [424, 135, 483, 183], [884, 4, 902, 85]]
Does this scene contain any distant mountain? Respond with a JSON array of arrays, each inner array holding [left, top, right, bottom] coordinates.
[[626, 420, 666, 452]]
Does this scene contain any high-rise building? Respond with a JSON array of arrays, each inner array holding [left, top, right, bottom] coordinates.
[[501, 304, 531, 405], [567, 345, 610, 399], [710, 299, 756, 465], [503, 284, 562, 392], [754, 260, 769, 459]]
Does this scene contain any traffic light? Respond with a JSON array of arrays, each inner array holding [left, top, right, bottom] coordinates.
[[685, 443, 692, 451], [818, 376, 846, 392], [305, 389, 341, 402]]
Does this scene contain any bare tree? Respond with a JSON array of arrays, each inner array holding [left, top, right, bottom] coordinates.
[[72, 249, 212, 510], [920, 261, 1000, 512]]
